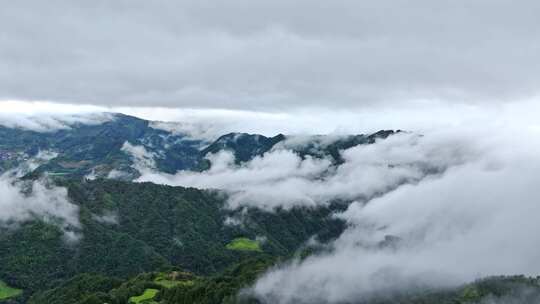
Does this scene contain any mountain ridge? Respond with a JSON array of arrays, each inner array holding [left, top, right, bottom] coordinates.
[[0, 113, 399, 181]]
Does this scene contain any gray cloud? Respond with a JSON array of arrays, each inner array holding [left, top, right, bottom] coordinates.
[[1, 1, 540, 110]]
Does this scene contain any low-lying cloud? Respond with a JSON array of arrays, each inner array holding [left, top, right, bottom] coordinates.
[[137, 131, 482, 210], [121, 141, 157, 171], [0, 111, 113, 132], [0, 175, 80, 240], [247, 128, 540, 303]]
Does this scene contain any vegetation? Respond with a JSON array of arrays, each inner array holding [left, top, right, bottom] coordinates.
[[226, 238, 262, 252], [23, 257, 274, 304], [25, 259, 540, 304], [154, 272, 196, 289], [0, 114, 206, 178], [201, 133, 285, 164], [0, 178, 345, 301], [129, 289, 159, 304], [159, 256, 276, 304], [26, 274, 122, 304], [0, 280, 22, 301]]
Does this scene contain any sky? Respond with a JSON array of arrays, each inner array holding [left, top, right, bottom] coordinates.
[[1, 0, 540, 117]]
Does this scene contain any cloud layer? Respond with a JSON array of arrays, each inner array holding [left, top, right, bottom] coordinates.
[[2, 1, 540, 109], [137, 130, 483, 210], [0, 111, 113, 132]]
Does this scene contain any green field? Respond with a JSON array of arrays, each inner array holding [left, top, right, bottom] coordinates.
[[129, 288, 159, 304], [155, 278, 195, 288], [154, 272, 195, 289], [0, 280, 22, 300], [226, 237, 262, 252]]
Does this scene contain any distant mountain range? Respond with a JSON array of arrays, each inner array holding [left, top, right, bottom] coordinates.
[[0, 113, 398, 180]]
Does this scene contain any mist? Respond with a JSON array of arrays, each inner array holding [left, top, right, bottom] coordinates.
[[247, 127, 540, 303], [136, 130, 483, 210], [0, 111, 113, 132], [0, 175, 80, 240]]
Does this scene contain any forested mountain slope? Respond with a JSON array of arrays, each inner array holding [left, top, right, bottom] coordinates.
[[0, 179, 345, 303]]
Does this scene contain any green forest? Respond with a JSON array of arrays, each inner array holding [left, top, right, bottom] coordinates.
[[0, 178, 345, 303]]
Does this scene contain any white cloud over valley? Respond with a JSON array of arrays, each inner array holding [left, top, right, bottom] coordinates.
[[248, 127, 540, 303], [137, 130, 482, 210]]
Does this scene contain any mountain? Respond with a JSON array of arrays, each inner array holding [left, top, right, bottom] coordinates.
[[0, 114, 536, 304], [0, 114, 206, 179], [201, 133, 286, 164], [0, 178, 345, 303], [1, 114, 431, 304], [0, 113, 398, 181]]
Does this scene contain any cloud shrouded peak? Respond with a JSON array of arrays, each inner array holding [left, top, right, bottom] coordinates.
[[2, 0, 540, 110]]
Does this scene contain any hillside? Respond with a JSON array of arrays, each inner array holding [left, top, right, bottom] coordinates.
[[25, 264, 540, 304], [0, 114, 206, 179], [0, 178, 345, 302]]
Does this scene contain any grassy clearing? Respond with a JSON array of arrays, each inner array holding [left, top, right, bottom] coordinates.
[[128, 288, 159, 304], [226, 237, 262, 252], [154, 272, 195, 289], [0, 280, 22, 300], [155, 279, 195, 288]]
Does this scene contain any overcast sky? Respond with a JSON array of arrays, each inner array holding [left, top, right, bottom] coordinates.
[[1, 0, 540, 113]]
